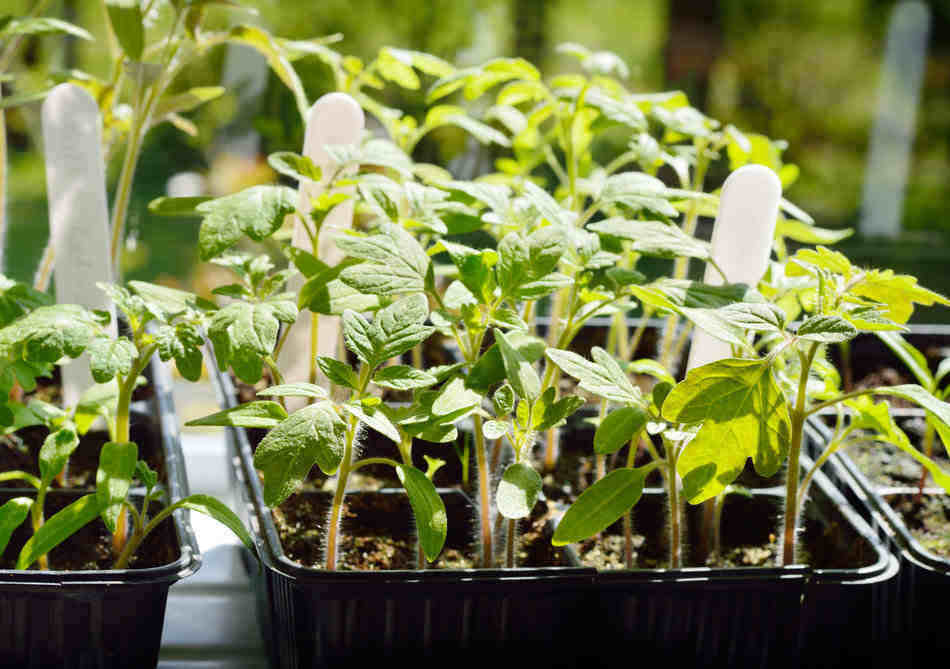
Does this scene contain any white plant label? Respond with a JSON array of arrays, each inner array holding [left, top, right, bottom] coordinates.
[[277, 93, 365, 391], [685, 164, 782, 371], [42, 83, 116, 406]]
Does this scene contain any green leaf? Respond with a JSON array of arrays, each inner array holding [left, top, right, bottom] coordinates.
[[537, 394, 584, 431], [599, 173, 675, 217], [545, 347, 641, 404], [135, 460, 158, 493], [147, 196, 211, 217], [846, 396, 950, 493], [267, 151, 322, 185], [552, 467, 649, 545], [877, 332, 933, 388], [466, 333, 545, 393], [494, 329, 540, 402], [0, 498, 32, 555], [775, 219, 852, 245], [716, 302, 786, 333], [663, 359, 791, 503], [369, 294, 434, 362], [483, 420, 508, 439], [154, 86, 225, 120], [492, 383, 516, 416], [850, 270, 950, 325], [496, 462, 542, 519], [74, 381, 120, 435], [88, 337, 136, 383], [38, 426, 79, 488], [377, 47, 421, 89], [226, 25, 308, 118], [256, 383, 328, 400], [316, 356, 359, 390], [173, 494, 256, 555], [185, 401, 288, 428], [594, 407, 647, 455], [341, 403, 400, 443], [337, 224, 431, 297], [17, 494, 100, 569], [153, 322, 204, 382], [197, 185, 296, 260], [300, 262, 380, 315], [373, 366, 437, 391], [0, 88, 53, 110], [796, 315, 858, 344], [96, 441, 137, 533], [396, 464, 447, 561], [0, 304, 101, 364], [589, 218, 710, 260], [105, 0, 144, 60], [1, 17, 92, 40], [341, 311, 376, 366], [432, 377, 481, 417], [254, 402, 346, 506]]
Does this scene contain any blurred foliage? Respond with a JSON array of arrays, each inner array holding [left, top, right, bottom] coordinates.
[[2, 0, 949, 316]]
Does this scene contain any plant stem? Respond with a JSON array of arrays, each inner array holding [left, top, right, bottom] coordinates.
[[782, 343, 819, 566], [31, 484, 48, 570], [623, 435, 641, 569], [324, 365, 371, 570], [309, 313, 319, 388], [505, 517, 516, 568], [711, 491, 725, 564], [916, 419, 936, 501], [667, 442, 681, 569], [325, 416, 355, 571], [112, 344, 156, 557], [473, 413, 493, 568]]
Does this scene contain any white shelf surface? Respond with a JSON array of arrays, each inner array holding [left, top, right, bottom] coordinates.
[[158, 379, 268, 668]]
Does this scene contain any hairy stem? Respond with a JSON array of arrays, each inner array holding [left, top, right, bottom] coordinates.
[[667, 444, 681, 569], [783, 343, 818, 565], [505, 517, 516, 568], [473, 413, 493, 568]]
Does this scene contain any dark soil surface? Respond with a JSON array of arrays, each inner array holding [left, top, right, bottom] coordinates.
[[0, 493, 179, 570], [0, 416, 167, 490], [885, 492, 950, 558], [272, 489, 571, 570], [575, 487, 877, 571]]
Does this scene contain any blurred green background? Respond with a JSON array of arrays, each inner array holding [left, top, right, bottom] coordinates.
[[4, 0, 950, 318]]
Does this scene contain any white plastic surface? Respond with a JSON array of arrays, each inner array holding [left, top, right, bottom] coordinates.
[[685, 164, 782, 371], [277, 93, 365, 392], [42, 83, 117, 406]]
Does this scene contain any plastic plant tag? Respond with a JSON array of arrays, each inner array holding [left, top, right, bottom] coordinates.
[[685, 164, 781, 371], [277, 93, 365, 394], [41, 83, 117, 406]]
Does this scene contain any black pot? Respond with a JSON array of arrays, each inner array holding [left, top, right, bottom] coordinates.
[[0, 357, 200, 668], [575, 446, 898, 669], [214, 368, 597, 668], [806, 417, 949, 661]]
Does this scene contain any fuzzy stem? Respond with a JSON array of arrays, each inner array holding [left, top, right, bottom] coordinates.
[[622, 435, 642, 569], [711, 491, 725, 564], [916, 420, 936, 500], [31, 484, 48, 570], [112, 344, 157, 557], [473, 413, 493, 568], [667, 443, 681, 569], [783, 343, 818, 566], [309, 313, 319, 388], [505, 517, 516, 568], [325, 416, 355, 571]]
